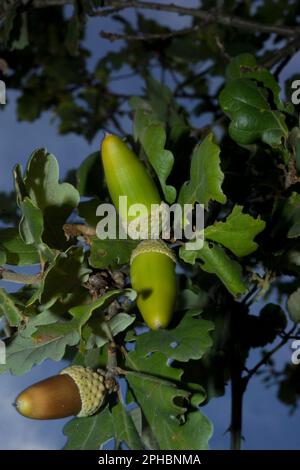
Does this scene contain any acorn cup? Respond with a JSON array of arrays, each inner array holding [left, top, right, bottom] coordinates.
[[15, 366, 110, 420], [101, 133, 161, 230], [130, 240, 177, 330]]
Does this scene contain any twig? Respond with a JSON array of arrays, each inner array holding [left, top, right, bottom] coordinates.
[[110, 72, 137, 81], [215, 34, 231, 62], [33, 0, 71, 5], [174, 63, 213, 95], [169, 69, 180, 87], [244, 325, 297, 383], [96, 1, 300, 38], [262, 37, 300, 69], [13, 1, 300, 38], [241, 285, 261, 306], [106, 340, 118, 372], [230, 358, 244, 450], [272, 54, 294, 80], [100, 26, 199, 42], [101, 323, 120, 378], [229, 303, 246, 451], [279, 333, 300, 340], [0, 267, 40, 285]]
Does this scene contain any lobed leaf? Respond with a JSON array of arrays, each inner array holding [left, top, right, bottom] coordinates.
[[64, 406, 114, 450], [205, 205, 266, 257], [0, 288, 23, 327], [0, 311, 79, 375], [178, 133, 226, 209], [0, 228, 40, 265], [180, 241, 248, 297], [89, 237, 138, 269], [128, 310, 213, 362], [220, 78, 288, 147]]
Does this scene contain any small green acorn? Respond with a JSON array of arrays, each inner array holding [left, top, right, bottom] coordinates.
[[101, 134, 161, 228], [130, 240, 177, 330], [15, 366, 107, 420]]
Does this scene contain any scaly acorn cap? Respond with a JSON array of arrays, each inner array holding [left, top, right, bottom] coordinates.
[[60, 366, 106, 417], [130, 239, 176, 265]]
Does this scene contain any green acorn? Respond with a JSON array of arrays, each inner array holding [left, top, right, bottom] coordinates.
[[130, 240, 177, 330], [15, 366, 108, 420], [101, 134, 161, 228]]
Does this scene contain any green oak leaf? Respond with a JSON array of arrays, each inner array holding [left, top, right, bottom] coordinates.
[[19, 197, 43, 245], [85, 312, 136, 349], [146, 77, 189, 141], [11, 12, 29, 50], [2, 3, 18, 44], [128, 310, 213, 362], [289, 127, 300, 174], [89, 237, 138, 269], [64, 406, 114, 450], [180, 241, 248, 297], [0, 311, 79, 375], [284, 193, 300, 238], [106, 312, 136, 338], [131, 78, 188, 142], [126, 350, 206, 407], [133, 106, 176, 203], [178, 133, 226, 209], [0, 227, 40, 265], [77, 152, 106, 199], [78, 198, 101, 227], [205, 205, 266, 257], [128, 407, 143, 438], [0, 288, 23, 326], [13, 164, 53, 263], [127, 370, 212, 450], [127, 371, 188, 447], [177, 286, 208, 312], [34, 289, 136, 340], [13, 162, 27, 202], [226, 53, 291, 113], [220, 78, 288, 147], [37, 246, 90, 310], [18, 149, 80, 248], [112, 402, 144, 450], [0, 251, 6, 264], [16, 196, 53, 262], [287, 288, 300, 323], [126, 351, 183, 383], [174, 410, 213, 450]]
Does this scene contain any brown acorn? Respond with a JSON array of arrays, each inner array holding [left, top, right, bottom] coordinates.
[[15, 366, 107, 420]]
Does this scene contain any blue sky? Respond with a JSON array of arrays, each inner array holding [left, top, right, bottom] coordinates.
[[0, 0, 300, 450]]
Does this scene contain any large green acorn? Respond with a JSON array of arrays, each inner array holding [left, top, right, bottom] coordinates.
[[15, 366, 107, 420], [130, 240, 177, 330], [101, 134, 161, 228]]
